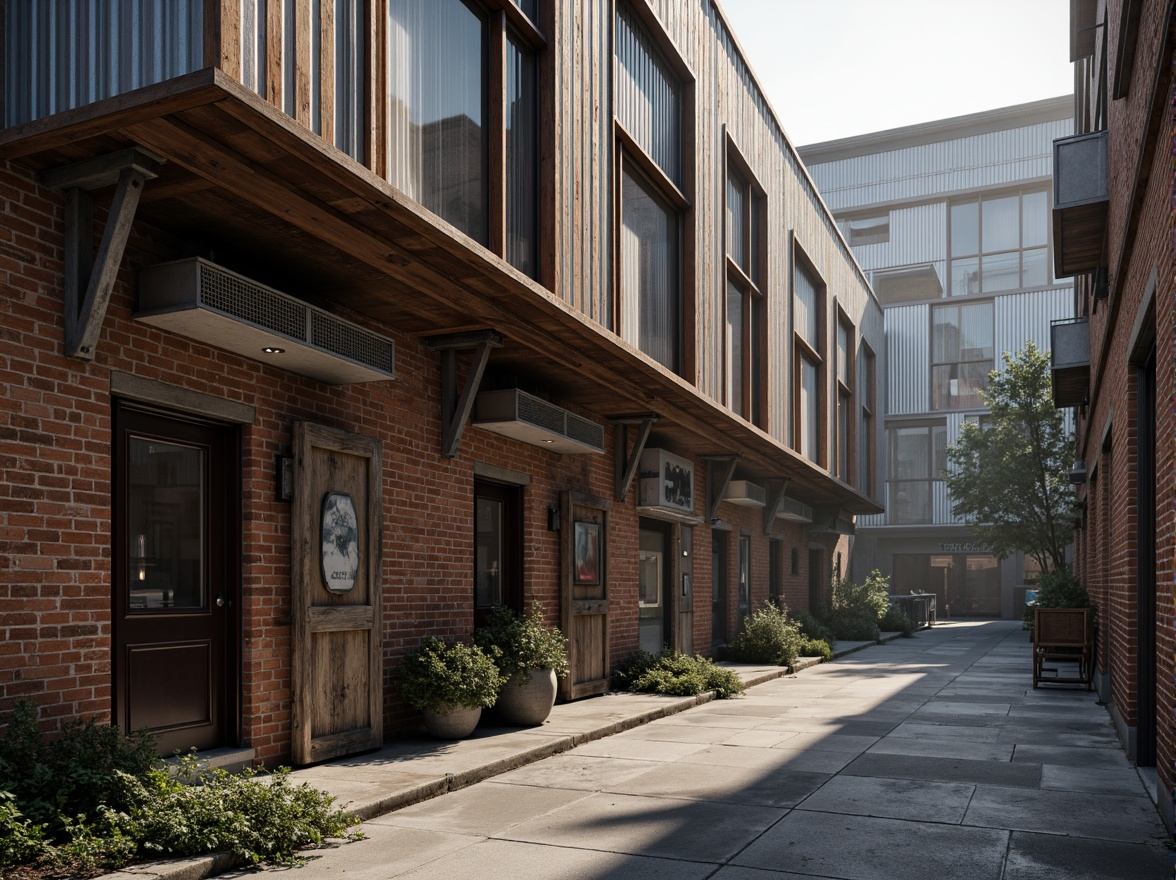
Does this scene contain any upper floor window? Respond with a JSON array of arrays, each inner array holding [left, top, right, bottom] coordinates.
[[725, 156, 764, 425], [616, 2, 687, 374], [931, 301, 993, 410], [858, 343, 876, 496], [889, 422, 946, 524], [847, 214, 890, 246], [387, 0, 540, 276], [793, 258, 824, 464], [834, 314, 854, 482], [949, 189, 1051, 296]]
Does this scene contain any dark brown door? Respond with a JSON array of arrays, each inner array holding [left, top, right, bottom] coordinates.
[[474, 480, 522, 628], [711, 532, 728, 651], [113, 403, 238, 755], [808, 548, 825, 616]]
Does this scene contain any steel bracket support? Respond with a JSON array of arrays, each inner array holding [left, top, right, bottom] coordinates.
[[703, 455, 740, 522], [610, 414, 660, 502], [426, 330, 505, 458]]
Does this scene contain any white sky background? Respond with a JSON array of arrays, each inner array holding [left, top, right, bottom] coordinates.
[[717, 0, 1074, 147]]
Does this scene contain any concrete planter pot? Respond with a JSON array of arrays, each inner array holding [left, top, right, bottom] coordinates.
[[496, 668, 558, 726], [421, 703, 482, 739]]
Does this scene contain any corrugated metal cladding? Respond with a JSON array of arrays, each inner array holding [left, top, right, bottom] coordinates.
[[885, 304, 930, 415], [806, 118, 1073, 212], [4, 0, 203, 128], [994, 287, 1076, 360], [854, 203, 948, 273]]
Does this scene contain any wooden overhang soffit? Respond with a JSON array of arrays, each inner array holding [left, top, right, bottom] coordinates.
[[763, 479, 791, 536], [425, 330, 505, 458], [702, 455, 741, 522], [610, 414, 661, 502], [40, 148, 164, 361]]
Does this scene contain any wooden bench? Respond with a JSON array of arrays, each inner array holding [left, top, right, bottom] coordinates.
[[1032, 607, 1094, 690]]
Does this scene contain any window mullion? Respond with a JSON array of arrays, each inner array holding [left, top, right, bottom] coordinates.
[[488, 10, 507, 257]]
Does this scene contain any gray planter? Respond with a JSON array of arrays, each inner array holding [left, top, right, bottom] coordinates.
[[496, 668, 558, 726], [421, 703, 482, 739]]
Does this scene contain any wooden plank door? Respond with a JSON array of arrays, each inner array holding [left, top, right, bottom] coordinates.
[[560, 491, 611, 700], [292, 422, 382, 765]]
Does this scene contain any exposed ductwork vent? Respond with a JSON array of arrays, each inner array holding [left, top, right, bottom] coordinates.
[[135, 257, 395, 384], [775, 495, 814, 523], [724, 480, 767, 507], [473, 389, 604, 455]]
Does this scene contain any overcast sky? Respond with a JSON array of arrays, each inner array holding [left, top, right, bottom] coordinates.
[[718, 0, 1074, 147]]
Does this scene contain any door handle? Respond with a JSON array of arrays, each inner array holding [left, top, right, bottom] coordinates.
[[215, 593, 228, 608]]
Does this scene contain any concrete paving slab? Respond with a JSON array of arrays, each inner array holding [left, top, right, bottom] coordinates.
[[733, 810, 1009, 880], [1040, 763, 1151, 796], [607, 759, 830, 808], [797, 774, 976, 823], [568, 737, 709, 763], [711, 867, 844, 880], [914, 701, 1011, 716], [371, 781, 590, 836], [611, 722, 739, 744], [886, 720, 1004, 742], [392, 837, 717, 880], [1002, 830, 1172, 880], [768, 731, 880, 754], [1011, 743, 1131, 768], [867, 736, 1015, 762], [718, 729, 797, 748], [490, 753, 662, 792], [964, 786, 1168, 843], [844, 752, 1042, 788], [501, 790, 786, 862]]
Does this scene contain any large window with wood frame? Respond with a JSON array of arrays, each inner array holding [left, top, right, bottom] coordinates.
[[615, 1, 686, 374], [858, 343, 876, 496], [948, 189, 1051, 296], [793, 259, 824, 464], [834, 313, 854, 483], [725, 156, 764, 425], [387, 0, 541, 276]]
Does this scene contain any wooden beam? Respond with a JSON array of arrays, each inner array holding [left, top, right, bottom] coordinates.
[[39, 147, 163, 190], [612, 414, 659, 502], [427, 330, 505, 458], [704, 455, 740, 522], [763, 478, 790, 535]]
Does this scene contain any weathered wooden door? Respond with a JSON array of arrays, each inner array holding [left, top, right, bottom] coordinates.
[[560, 491, 610, 699], [292, 422, 382, 765]]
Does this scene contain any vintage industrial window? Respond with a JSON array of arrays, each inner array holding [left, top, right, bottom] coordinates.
[[386, 0, 543, 278], [615, 1, 689, 374], [888, 421, 947, 524], [931, 301, 994, 410], [792, 255, 825, 465], [834, 311, 854, 483], [725, 144, 766, 426], [948, 188, 1051, 296]]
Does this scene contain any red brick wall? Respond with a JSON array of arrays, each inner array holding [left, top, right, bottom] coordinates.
[[0, 158, 843, 765]]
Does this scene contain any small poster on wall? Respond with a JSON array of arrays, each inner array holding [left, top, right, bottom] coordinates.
[[574, 520, 601, 585], [321, 492, 360, 593]]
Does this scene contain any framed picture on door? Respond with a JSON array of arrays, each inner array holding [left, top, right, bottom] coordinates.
[[573, 521, 601, 585]]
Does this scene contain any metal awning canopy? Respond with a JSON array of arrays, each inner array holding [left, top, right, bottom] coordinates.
[[0, 68, 881, 515]]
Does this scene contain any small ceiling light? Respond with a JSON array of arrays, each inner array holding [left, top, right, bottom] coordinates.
[[262, 346, 285, 354]]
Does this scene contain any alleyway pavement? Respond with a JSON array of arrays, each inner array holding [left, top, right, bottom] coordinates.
[[209, 621, 1170, 879]]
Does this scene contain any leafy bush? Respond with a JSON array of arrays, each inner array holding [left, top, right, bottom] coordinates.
[[474, 603, 569, 680], [610, 649, 744, 699], [879, 605, 914, 636], [793, 609, 835, 646], [1023, 567, 1093, 633], [396, 636, 505, 713], [798, 637, 833, 662], [725, 601, 802, 667], [832, 569, 891, 620], [826, 608, 880, 642], [0, 701, 361, 876]]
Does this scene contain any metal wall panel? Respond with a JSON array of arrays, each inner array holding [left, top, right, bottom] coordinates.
[[5, 0, 203, 128], [885, 304, 929, 415], [994, 286, 1076, 361]]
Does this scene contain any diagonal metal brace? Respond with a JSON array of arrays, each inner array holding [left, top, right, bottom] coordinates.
[[763, 479, 791, 535], [703, 455, 740, 521], [41, 148, 163, 361], [426, 330, 505, 458], [610, 414, 660, 501]]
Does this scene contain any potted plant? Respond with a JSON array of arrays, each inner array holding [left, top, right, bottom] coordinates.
[[395, 636, 505, 739], [474, 603, 569, 726]]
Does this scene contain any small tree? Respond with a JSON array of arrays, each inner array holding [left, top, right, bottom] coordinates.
[[945, 342, 1074, 572]]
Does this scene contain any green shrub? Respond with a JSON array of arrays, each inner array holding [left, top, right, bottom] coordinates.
[[395, 636, 506, 713], [1023, 567, 1092, 632], [0, 791, 46, 867], [610, 649, 744, 699], [474, 603, 569, 680], [725, 601, 802, 666], [793, 609, 835, 646], [879, 605, 914, 636], [832, 569, 890, 620], [826, 608, 880, 642], [798, 637, 833, 662]]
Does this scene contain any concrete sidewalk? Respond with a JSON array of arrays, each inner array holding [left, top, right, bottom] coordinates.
[[117, 623, 1172, 879]]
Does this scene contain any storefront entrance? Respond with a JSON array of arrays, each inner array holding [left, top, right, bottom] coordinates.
[[639, 521, 673, 653], [113, 403, 239, 754], [894, 553, 1001, 617]]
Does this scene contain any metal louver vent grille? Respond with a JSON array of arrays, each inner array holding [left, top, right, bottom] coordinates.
[[199, 264, 306, 339], [518, 393, 566, 434], [566, 413, 605, 449], [310, 313, 394, 373]]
